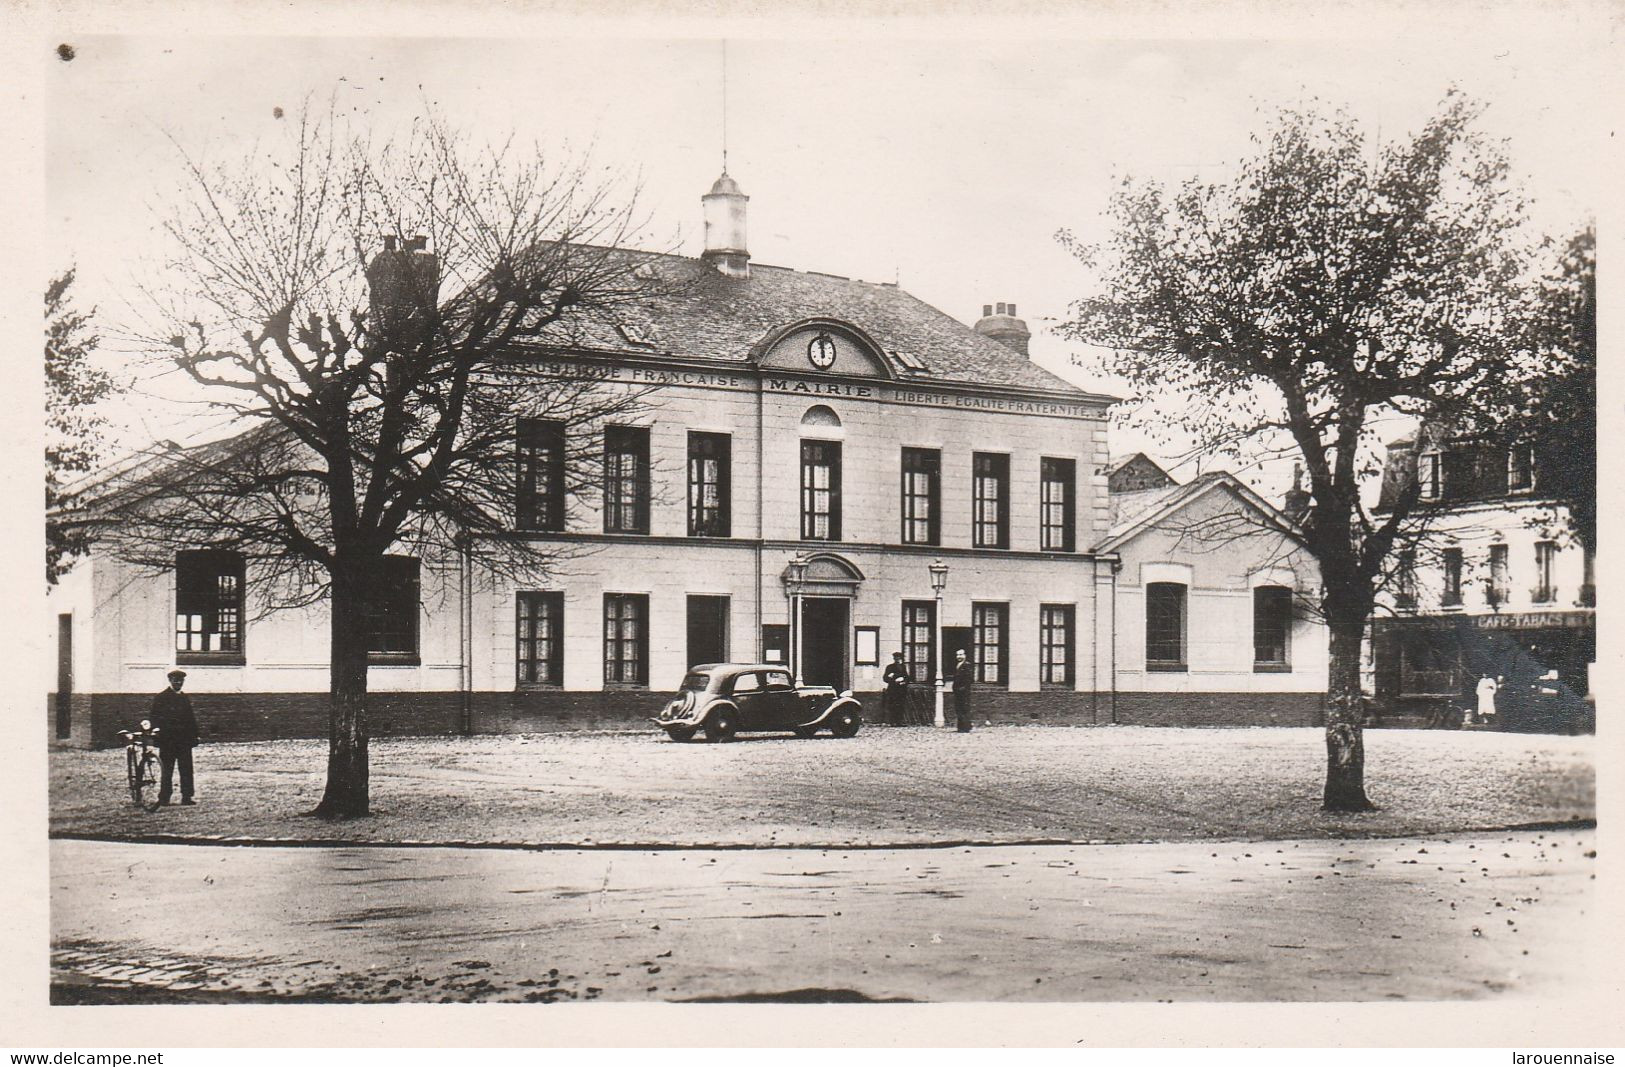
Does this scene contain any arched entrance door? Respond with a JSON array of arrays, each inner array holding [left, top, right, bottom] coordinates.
[[790, 552, 864, 690]]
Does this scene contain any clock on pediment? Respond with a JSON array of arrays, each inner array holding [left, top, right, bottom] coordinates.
[[807, 332, 838, 369]]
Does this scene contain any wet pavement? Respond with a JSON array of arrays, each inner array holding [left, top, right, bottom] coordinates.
[[51, 828, 1598, 1003]]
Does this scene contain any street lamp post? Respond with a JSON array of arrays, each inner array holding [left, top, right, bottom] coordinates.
[[929, 558, 949, 729], [784, 555, 810, 686]]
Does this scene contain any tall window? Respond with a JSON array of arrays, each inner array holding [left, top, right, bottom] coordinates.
[[362, 556, 419, 658], [1418, 451, 1441, 500], [801, 440, 842, 540], [973, 453, 1010, 549], [1040, 458, 1076, 551], [1508, 445, 1535, 492], [516, 418, 566, 531], [687, 432, 731, 537], [1040, 604, 1074, 686], [971, 603, 1008, 685], [902, 600, 937, 684], [1442, 548, 1464, 607], [604, 426, 650, 534], [516, 592, 563, 685], [1488, 544, 1510, 606], [900, 447, 940, 545], [1145, 582, 1186, 671], [1395, 550, 1418, 609], [175, 550, 245, 660], [604, 593, 649, 685], [1533, 541, 1557, 603], [1252, 586, 1292, 670]]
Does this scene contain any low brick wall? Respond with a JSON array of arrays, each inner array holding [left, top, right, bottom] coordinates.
[[53, 687, 1327, 746]]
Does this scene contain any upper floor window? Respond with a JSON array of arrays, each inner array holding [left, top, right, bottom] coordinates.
[[1441, 547, 1464, 607], [1488, 543, 1510, 606], [1418, 452, 1441, 500], [1040, 458, 1076, 552], [1252, 586, 1292, 670], [516, 418, 566, 532], [801, 440, 842, 540], [1395, 549, 1418, 609], [516, 591, 564, 685], [1533, 540, 1557, 603], [175, 550, 245, 662], [362, 555, 419, 659], [604, 593, 649, 686], [900, 447, 940, 545], [1040, 604, 1074, 687], [973, 452, 1010, 549], [1508, 445, 1535, 492], [971, 602, 1008, 685], [687, 432, 731, 537], [1145, 582, 1187, 671], [604, 426, 650, 534]]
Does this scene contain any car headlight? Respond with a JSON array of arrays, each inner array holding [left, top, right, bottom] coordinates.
[[839, 690, 854, 699]]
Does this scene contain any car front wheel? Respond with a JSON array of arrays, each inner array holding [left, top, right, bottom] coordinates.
[[704, 708, 737, 742]]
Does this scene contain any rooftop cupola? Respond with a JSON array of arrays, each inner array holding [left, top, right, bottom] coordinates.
[[973, 301, 1031, 357], [701, 171, 750, 279]]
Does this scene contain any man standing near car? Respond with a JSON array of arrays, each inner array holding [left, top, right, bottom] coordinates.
[[882, 651, 910, 725], [150, 669, 200, 806], [952, 648, 974, 733]]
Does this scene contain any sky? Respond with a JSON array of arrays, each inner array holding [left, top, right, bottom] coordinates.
[[42, 18, 1616, 489]]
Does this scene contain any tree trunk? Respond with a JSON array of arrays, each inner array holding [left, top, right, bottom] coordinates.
[[314, 563, 370, 818], [1323, 616, 1375, 812]]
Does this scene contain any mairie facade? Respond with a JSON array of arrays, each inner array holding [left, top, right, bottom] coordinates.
[[47, 174, 1332, 745]]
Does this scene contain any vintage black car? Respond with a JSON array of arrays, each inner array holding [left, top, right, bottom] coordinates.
[[653, 663, 863, 742]]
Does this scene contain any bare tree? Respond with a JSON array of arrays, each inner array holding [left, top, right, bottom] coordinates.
[[46, 269, 118, 585], [1058, 91, 1540, 811], [92, 107, 668, 818]]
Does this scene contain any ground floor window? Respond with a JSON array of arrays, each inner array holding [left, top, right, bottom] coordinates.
[[362, 556, 420, 660], [687, 595, 729, 667], [1145, 582, 1186, 671], [516, 591, 563, 685], [1252, 586, 1292, 671], [175, 549, 245, 662], [901, 600, 936, 684], [604, 593, 649, 685], [1040, 604, 1073, 686], [972, 602, 1008, 685]]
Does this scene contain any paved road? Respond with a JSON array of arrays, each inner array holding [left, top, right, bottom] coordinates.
[[51, 829, 1598, 1003]]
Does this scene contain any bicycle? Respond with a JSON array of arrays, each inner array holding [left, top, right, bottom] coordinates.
[[118, 720, 163, 812]]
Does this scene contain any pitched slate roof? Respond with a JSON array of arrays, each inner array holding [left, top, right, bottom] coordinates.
[[1093, 471, 1296, 553], [529, 248, 1108, 396]]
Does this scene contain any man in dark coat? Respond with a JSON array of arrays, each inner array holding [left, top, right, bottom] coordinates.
[[149, 669, 200, 805], [882, 652, 910, 725], [952, 648, 974, 733]]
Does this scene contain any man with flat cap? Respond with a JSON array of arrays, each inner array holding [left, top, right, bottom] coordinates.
[[882, 651, 910, 725], [150, 669, 200, 805]]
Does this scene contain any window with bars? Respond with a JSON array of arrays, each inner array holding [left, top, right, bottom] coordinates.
[[1145, 582, 1186, 671], [603, 593, 649, 685], [901, 600, 936, 684], [687, 432, 731, 537], [362, 556, 419, 658], [516, 591, 564, 685], [1252, 586, 1292, 669], [604, 426, 650, 534], [1442, 548, 1464, 607], [900, 447, 940, 545], [973, 453, 1009, 549], [174, 550, 245, 662], [1040, 604, 1074, 687], [1533, 541, 1557, 603], [516, 418, 566, 531], [971, 602, 1008, 685], [1040, 458, 1075, 551], [1508, 445, 1535, 492], [801, 440, 842, 540]]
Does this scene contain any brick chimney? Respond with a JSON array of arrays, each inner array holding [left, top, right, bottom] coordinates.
[[366, 234, 439, 351], [973, 301, 1031, 357], [1284, 463, 1311, 520]]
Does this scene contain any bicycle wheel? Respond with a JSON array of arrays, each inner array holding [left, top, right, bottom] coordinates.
[[126, 747, 142, 806], [136, 751, 163, 812]]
